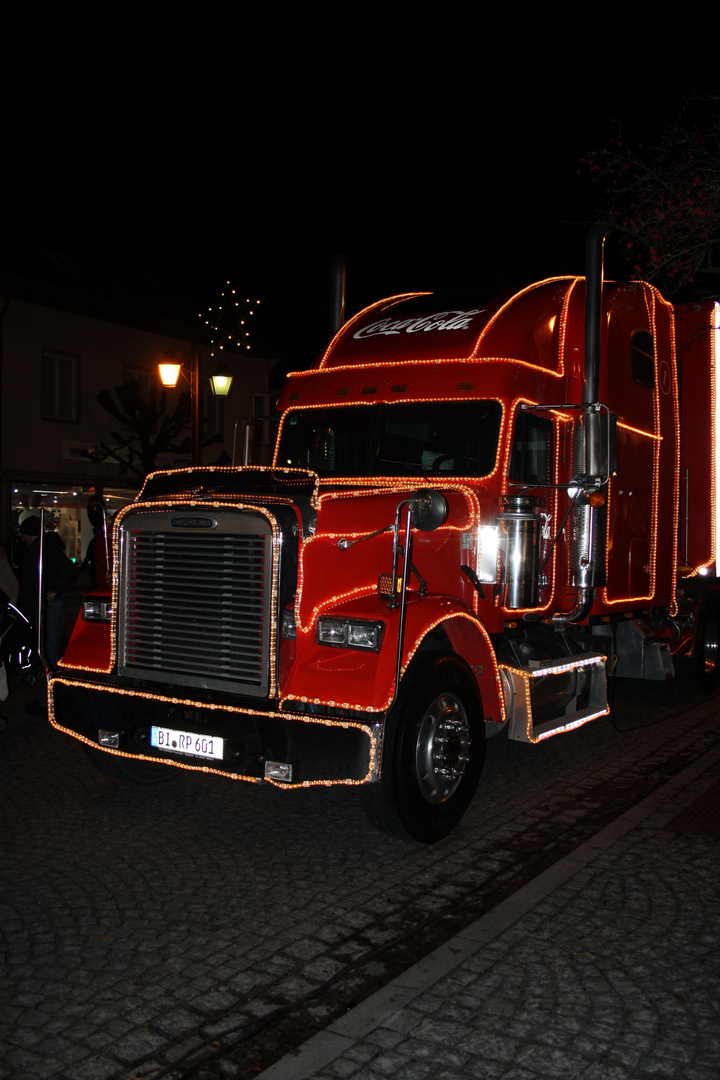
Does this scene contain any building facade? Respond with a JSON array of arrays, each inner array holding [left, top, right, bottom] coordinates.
[[0, 292, 275, 567]]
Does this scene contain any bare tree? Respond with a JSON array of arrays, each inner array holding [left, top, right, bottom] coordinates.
[[85, 288, 259, 482], [582, 94, 720, 295], [84, 381, 225, 483]]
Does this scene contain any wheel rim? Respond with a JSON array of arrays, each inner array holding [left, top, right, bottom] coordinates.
[[415, 692, 471, 805]]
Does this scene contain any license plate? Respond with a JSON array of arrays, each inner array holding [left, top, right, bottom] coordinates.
[[150, 726, 224, 761]]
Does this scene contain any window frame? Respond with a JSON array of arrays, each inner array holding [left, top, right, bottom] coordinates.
[[508, 409, 554, 486], [42, 349, 81, 423], [631, 330, 655, 391]]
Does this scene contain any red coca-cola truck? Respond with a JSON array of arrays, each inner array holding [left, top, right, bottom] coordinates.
[[48, 233, 719, 841]]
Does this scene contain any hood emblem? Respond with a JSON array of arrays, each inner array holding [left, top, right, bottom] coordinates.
[[170, 517, 217, 529]]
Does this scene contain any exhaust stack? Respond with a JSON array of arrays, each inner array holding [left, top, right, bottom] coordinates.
[[329, 253, 346, 337], [553, 225, 611, 625], [583, 225, 607, 408], [583, 225, 609, 478]]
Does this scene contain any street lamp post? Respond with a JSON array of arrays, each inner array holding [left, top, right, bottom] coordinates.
[[190, 346, 199, 468], [157, 349, 234, 467]]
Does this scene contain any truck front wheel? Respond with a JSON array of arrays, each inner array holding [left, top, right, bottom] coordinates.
[[362, 656, 485, 843]]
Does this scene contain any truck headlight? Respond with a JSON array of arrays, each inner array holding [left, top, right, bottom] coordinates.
[[83, 598, 112, 622], [316, 618, 384, 651]]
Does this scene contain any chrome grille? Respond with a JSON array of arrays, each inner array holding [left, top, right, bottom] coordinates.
[[118, 511, 273, 695]]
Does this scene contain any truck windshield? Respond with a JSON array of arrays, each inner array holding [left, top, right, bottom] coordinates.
[[277, 401, 502, 478]]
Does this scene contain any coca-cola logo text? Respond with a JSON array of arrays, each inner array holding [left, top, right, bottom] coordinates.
[[353, 309, 485, 340]]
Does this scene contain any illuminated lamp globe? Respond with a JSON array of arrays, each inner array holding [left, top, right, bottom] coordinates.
[[209, 364, 234, 397], [158, 361, 182, 388]]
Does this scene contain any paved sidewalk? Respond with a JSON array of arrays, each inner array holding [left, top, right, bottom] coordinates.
[[260, 743, 720, 1080]]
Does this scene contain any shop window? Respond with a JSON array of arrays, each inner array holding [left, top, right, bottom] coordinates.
[[42, 350, 80, 422]]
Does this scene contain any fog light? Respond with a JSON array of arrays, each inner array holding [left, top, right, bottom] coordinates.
[[98, 730, 120, 748], [265, 760, 292, 781]]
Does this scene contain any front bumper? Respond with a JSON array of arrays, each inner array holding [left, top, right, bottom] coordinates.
[[49, 676, 378, 787]]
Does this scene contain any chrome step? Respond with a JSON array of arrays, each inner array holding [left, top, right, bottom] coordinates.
[[501, 652, 609, 744]]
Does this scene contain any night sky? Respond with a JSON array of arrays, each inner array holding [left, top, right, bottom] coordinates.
[[3, 7, 712, 368]]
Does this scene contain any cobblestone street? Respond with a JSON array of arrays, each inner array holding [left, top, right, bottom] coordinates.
[[1, 673, 718, 1080]]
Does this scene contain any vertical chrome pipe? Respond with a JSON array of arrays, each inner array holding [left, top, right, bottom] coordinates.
[[394, 503, 414, 702], [243, 421, 252, 466], [102, 503, 110, 583], [37, 509, 50, 673]]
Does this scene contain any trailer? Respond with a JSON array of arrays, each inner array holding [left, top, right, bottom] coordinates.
[[48, 233, 719, 841]]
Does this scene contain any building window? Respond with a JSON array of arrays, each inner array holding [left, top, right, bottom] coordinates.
[[202, 386, 224, 443], [252, 393, 270, 445], [124, 365, 154, 403], [42, 350, 80, 421]]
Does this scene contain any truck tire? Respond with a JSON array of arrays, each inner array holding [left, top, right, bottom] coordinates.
[[694, 594, 720, 692], [362, 655, 485, 843], [85, 747, 173, 784]]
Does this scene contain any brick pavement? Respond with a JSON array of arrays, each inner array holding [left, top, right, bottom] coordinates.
[[0, 679, 718, 1080], [261, 743, 720, 1080]]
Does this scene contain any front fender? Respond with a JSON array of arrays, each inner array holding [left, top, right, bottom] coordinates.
[[399, 598, 505, 727], [57, 593, 112, 674], [280, 593, 504, 726], [279, 593, 398, 712]]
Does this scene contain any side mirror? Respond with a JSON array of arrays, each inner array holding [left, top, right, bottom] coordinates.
[[408, 489, 448, 531]]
